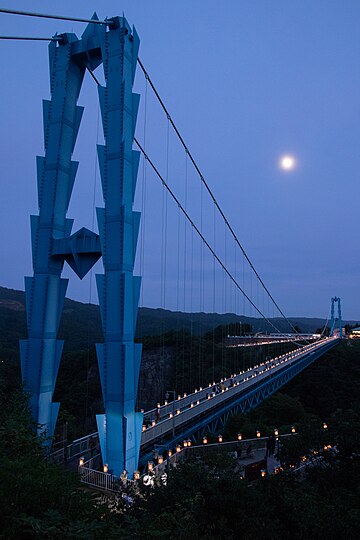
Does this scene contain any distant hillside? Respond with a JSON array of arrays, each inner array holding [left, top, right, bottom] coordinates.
[[1, 286, 357, 355], [1, 285, 357, 437]]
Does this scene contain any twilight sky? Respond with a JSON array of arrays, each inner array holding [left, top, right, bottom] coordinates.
[[0, 0, 359, 320]]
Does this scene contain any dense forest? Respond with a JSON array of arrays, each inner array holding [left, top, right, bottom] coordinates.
[[0, 288, 310, 435], [1, 286, 360, 538], [1, 285, 358, 440], [1, 339, 359, 538]]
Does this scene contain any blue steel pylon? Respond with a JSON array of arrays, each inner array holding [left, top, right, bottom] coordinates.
[[330, 296, 342, 337], [20, 14, 143, 476]]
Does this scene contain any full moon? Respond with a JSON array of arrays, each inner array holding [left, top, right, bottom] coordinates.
[[279, 155, 296, 171]]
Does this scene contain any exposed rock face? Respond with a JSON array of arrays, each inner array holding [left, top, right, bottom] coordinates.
[[137, 346, 174, 411]]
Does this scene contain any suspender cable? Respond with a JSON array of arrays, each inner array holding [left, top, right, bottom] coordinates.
[[137, 58, 299, 335], [134, 137, 283, 335]]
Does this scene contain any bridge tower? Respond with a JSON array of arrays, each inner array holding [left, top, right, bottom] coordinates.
[[20, 14, 143, 476], [330, 296, 342, 337]]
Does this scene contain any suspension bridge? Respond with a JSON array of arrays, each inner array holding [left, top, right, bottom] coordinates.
[[0, 9, 343, 479]]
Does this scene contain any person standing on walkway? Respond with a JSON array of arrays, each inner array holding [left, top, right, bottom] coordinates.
[[266, 436, 272, 458]]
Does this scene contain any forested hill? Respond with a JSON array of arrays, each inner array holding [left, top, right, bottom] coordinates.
[[1, 286, 358, 355]]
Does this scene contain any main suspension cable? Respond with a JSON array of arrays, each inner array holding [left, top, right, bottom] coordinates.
[[134, 137, 282, 334], [0, 8, 112, 26], [137, 58, 299, 335]]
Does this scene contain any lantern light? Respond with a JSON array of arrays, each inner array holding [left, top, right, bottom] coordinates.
[[199, 387, 203, 391], [203, 436, 208, 444], [152, 420, 156, 427], [274, 428, 279, 437], [187, 439, 192, 447], [218, 434, 223, 443], [176, 409, 180, 415], [148, 462, 153, 472], [176, 444, 181, 453], [261, 469, 267, 477], [237, 433, 242, 441], [157, 403, 161, 408], [184, 393, 187, 398], [164, 400, 168, 406], [158, 456, 164, 464], [256, 431, 261, 438], [169, 412, 173, 418], [323, 422, 328, 430], [168, 450, 172, 458], [142, 425, 146, 432], [291, 426, 296, 433], [103, 464, 109, 473], [79, 456, 85, 467], [183, 440, 188, 447]]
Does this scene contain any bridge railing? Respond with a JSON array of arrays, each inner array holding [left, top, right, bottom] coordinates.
[[141, 338, 338, 447], [49, 431, 99, 464], [80, 466, 119, 492], [52, 338, 338, 467]]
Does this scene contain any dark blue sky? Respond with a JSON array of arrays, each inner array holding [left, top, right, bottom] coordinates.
[[1, 1, 359, 320]]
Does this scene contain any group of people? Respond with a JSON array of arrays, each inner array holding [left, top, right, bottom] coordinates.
[[233, 443, 254, 460], [232, 434, 277, 462], [212, 382, 226, 394]]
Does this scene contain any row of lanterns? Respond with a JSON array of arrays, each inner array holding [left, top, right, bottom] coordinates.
[[173, 422, 329, 450], [80, 422, 329, 472]]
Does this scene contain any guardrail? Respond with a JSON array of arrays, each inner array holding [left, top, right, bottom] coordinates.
[[50, 431, 99, 464], [52, 338, 338, 466]]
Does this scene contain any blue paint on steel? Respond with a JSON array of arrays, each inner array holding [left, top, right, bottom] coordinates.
[[139, 339, 339, 467], [95, 15, 143, 477], [330, 297, 342, 337], [20, 14, 143, 475], [20, 31, 86, 439]]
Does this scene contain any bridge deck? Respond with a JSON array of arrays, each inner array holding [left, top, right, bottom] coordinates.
[[141, 337, 339, 448]]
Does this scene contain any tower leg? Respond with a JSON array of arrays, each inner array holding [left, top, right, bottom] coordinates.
[[20, 35, 85, 440], [96, 17, 143, 477]]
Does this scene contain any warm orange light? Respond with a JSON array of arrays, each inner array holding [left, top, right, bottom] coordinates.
[[158, 456, 164, 464], [291, 426, 296, 433], [218, 434, 223, 443], [79, 456, 85, 467], [203, 436, 208, 444], [274, 429, 279, 437], [103, 464, 109, 473], [176, 444, 181, 453], [256, 431, 261, 438], [237, 433, 242, 441], [142, 425, 146, 432]]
